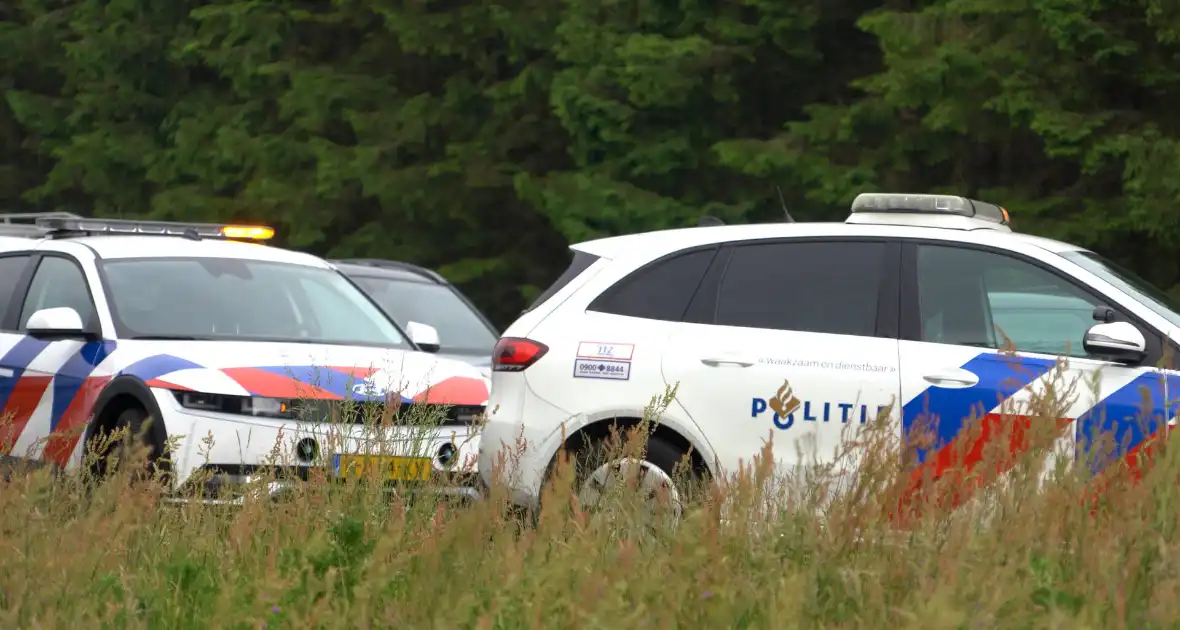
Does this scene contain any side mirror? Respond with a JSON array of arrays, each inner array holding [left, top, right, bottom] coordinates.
[[25, 307, 95, 341], [1083, 321, 1146, 364], [1092, 305, 1117, 323], [406, 321, 441, 353]]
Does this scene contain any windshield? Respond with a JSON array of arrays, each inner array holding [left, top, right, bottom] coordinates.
[[102, 258, 409, 348], [349, 276, 497, 354], [1060, 250, 1180, 330]]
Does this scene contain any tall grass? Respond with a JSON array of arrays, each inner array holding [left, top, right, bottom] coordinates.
[[1, 360, 1179, 629]]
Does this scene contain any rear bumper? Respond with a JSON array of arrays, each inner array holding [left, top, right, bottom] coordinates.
[[477, 379, 573, 512]]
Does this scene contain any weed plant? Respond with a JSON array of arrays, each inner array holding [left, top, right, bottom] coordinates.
[[0, 357, 1177, 628]]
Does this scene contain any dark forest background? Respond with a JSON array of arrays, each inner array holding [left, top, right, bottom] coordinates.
[[4, 0, 1180, 328]]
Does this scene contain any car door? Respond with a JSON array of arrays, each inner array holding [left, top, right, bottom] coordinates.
[[896, 240, 1173, 509], [0, 251, 38, 455], [661, 237, 903, 487], [2, 253, 110, 467]]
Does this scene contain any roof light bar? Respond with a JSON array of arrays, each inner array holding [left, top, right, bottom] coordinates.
[[0, 212, 83, 224], [850, 193, 1009, 225], [33, 217, 276, 241], [0, 212, 83, 238]]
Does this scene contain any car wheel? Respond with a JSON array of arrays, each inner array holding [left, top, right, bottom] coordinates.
[[568, 434, 698, 532], [91, 406, 163, 485]]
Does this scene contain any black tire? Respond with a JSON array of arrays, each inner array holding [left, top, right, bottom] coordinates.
[[91, 406, 164, 485]]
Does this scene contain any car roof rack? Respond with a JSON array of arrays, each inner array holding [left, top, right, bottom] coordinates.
[[330, 258, 446, 283], [0, 213, 277, 242]]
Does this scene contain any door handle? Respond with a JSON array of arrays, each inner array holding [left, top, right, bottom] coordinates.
[[700, 357, 755, 368], [922, 368, 979, 388]]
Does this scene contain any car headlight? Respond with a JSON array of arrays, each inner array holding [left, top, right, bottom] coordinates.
[[172, 391, 295, 419]]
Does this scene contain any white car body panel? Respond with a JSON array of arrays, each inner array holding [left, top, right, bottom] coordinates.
[[0, 229, 489, 496], [479, 212, 1180, 512]]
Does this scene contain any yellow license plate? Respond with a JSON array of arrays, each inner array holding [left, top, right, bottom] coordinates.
[[335, 455, 433, 481]]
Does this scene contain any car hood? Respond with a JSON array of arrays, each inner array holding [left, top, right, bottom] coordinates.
[[107, 340, 489, 405], [435, 351, 492, 377]]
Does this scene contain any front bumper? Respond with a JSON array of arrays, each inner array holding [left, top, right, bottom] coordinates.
[[164, 464, 486, 506], [154, 389, 485, 503]]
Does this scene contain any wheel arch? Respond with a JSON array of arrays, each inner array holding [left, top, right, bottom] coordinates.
[[550, 413, 715, 480], [83, 375, 170, 472]]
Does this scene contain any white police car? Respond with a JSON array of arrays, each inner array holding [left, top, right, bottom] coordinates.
[[478, 193, 1180, 515], [0, 213, 489, 501]]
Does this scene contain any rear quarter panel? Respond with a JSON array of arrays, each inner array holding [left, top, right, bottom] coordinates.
[[520, 294, 719, 470]]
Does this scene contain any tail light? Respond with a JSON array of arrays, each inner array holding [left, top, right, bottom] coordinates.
[[492, 337, 549, 372]]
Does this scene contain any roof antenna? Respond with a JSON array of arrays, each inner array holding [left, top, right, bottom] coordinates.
[[698, 215, 724, 227], [776, 186, 795, 223]]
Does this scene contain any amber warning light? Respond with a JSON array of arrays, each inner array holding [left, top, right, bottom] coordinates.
[[221, 225, 275, 240]]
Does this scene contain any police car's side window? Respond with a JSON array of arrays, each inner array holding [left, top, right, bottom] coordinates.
[[18, 256, 96, 331], [916, 244, 1103, 357], [0, 255, 32, 330], [715, 240, 886, 336], [588, 247, 718, 321]]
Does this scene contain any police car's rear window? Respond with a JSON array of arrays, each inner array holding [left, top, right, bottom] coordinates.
[[525, 250, 599, 313], [588, 247, 718, 321]]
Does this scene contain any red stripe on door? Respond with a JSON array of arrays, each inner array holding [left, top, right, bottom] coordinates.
[[0, 375, 53, 456]]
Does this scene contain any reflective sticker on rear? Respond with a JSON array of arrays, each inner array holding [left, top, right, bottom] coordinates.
[[573, 358, 631, 381]]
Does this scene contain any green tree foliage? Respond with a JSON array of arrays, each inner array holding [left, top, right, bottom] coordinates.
[[0, 0, 65, 211], [3, 0, 1180, 324], [718, 0, 1180, 292], [520, 0, 883, 240]]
